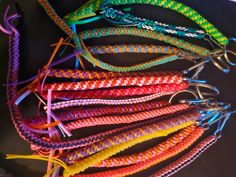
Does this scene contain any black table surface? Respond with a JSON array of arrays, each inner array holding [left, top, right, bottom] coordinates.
[[0, 1, 236, 177]]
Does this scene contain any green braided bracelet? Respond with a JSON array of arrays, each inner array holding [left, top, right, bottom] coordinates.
[[64, 0, 228, 46]]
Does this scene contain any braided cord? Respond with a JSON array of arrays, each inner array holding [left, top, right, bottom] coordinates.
[[26, 101, 168, 125], [37, 0, 81, 48], [33, 74, 185, 92], [150, 135, 217, 177], [78, 27, 209, 71], [71, 126, 204, 177], [64, 0, 228, 45], [64, 0, 104, 23], [95, 124, 196, 167], [48, 91, 180, 110], [37, 0, 211, 72], [41, 83, 187, 100], [87, 44, 194, 56], [104, 7, 205, 35], [63, 121, 193, 177], [108, 0, 228, 45], [79, 27, 209, 55], [6, 21, 173, 150], [48, 69, 182, 80], [65, 104, 189, 130], [62, 108, 199, 163], [104, 7, 205, 39]]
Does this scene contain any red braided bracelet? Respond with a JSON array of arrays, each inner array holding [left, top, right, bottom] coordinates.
[[25, 100, 169, 125], [64, 103, 189, 130], [41, 83, 187, 99], [32, 74, 185, 92]]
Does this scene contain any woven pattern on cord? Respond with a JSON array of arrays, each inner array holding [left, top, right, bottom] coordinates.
[[71, 126, 204, 177], [33, 75, 186, 92], [65, 103, 189, 130], [41, 83, 187, 99], [150, 135, 217, 177], [95, 125, 196, 167], [61, 107, 200, 163]]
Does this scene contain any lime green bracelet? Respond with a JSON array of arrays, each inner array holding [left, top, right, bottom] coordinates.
[[64, 0, 228, 46]]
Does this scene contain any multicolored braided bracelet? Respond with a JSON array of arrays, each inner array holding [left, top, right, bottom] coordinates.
[[64, 0, 228, 45], [68, 126, 204, 177]]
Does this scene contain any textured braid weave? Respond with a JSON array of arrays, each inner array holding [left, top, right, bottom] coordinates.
[[150, 135, 217, 177], [27, 101, 169, 126], [6, 21, 168, 150], [71, 126, 204, 177], [33, 75, 185, 92], [48, 69, 182, 80], [48, 91, 180, 110], [42, 83, 187, 99], [37, 0, 195, 72], [62, 108, 200, 163], [37, 0, 211, 72], [64, 0, 228, 45], [104, 7, 205, 39], [63, 122, 193, 177], [65, 103, 189, 130], [26, 101, 168, 126], [108, 0, 228, 45], [78, 27, 209, 71], [79, 27, 208, 55], [87, 44, 194, 56], [36, 0, 191, 73], [64, 0, 104, 22], [37, 0, 80, 47], [95, 124, 196, 167], [37, 108, 187, 151]]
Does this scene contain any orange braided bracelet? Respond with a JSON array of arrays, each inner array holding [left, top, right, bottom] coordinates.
[[47, 69, 182, 80], [95, 124, 196, 167], [71, 126, 204, 177]]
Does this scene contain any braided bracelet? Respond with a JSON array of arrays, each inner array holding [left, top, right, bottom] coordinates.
[[64, 103, 189, 130], [150, 135, 217, 177], [25, 100, 169, 124], [103, 7, 205, 39], [63, 121, 194, 177], [47, 69, 182, 80], [87, 44, 194, 56], [32, 73, 186, 92], [37, 1, 234, 73], [39, 70, 186, 99], [70, 126, 204, 177], [108, 0, 228, 45], [1, 10, 194, 152], [61, 107, 199, 164], [2, 13, 193, 152], [29, 102, 188, 131], [40, 84, 186, 100], [37, 1, 215, 72], [77, 27, 208, 71], [47, 91, 179, 110], [95, 124, 197, 167], [64, 0, 228, 45], [3, 15, 178, 150]]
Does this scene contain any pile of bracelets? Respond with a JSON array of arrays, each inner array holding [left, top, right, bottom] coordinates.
[[1, 0, 236, 177]]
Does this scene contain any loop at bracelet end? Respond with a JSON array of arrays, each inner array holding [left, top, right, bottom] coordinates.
[[224, 37, 236, 66]]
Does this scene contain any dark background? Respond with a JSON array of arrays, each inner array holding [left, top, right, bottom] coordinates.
[[0, 0, 236, 177]]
